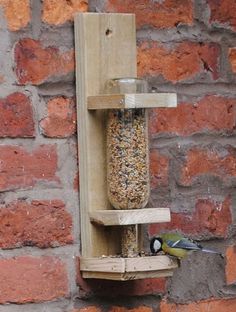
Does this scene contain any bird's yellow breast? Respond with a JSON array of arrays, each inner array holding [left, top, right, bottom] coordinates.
[[162, 242, 188, 259]]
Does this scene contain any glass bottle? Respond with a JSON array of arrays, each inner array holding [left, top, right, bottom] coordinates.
[[105, 78, 150, 210]]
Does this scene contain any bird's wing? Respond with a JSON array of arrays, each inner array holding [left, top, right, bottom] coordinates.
[[166, 239, 201, 250]]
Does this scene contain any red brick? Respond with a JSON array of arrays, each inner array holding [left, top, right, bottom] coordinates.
[[74, 171, 79, 190], [40, 97, 76, 137], [0, 0, 30, 31], [14, 38, 75, 85], [42, 0, 88, 25], [180, 147, 236, 186], [150, 150, 169, 189], [77, 258, 166, 297], [0, 145, 60, 191], [160, 298, 236, 312], [0, 200, 72, 249], [208, 0, 236, 31], [137, 41, 219, 82], [0, 92, 35, 137], [0, 256, 68, 303], [149, 95, 236, 136], [229, 48, 236, 73], [106, 0, 193, 28], [149, 196, 232, 238], [0, 75, 4, 83], [110, 307, 153, 312], [225, 245, 236, 285]]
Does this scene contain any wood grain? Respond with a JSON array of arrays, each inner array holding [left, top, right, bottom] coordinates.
[[80, 255, 178, 280], [82, 269, 174, 280], [74, 13, 137, 257], [90, 208, 171, 225], [87, 93, 177, 109]]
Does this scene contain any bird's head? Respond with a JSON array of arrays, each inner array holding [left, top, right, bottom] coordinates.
[[150, 236, 163, 254]]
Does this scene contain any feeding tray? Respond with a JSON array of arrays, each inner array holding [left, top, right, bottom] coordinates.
[[74, 12, 178, 280], [81, 255, 178, 280]]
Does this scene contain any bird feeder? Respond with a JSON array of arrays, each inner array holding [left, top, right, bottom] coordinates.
[[74, 13, 178, 280]]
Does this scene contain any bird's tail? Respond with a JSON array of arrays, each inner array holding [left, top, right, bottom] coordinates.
[[201, 248, 224, 258]]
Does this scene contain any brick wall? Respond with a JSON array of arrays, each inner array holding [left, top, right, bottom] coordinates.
[[0, 0, 235, 311]]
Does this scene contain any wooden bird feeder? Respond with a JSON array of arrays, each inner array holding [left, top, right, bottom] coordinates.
[[74, 13, 178, 280]]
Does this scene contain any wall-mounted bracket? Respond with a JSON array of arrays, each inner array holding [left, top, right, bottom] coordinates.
[[87, 93, 177, 109], [89, 208, 170, 226], [74, 12, 178, 280]]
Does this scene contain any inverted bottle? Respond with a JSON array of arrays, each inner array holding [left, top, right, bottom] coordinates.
[[106, 78, 150, 210]]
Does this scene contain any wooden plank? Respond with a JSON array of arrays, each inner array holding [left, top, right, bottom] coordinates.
[[125, 255, 178, 272], [80, 255, 178, 273], [74, 13, 137, 257], [87, 93, 177, 109], [88, 94, 124, 109], [80, 257, 126, 273], [90, 208, 171, 226], [82, 271, 125, 280], [82, 269, 174, 280]]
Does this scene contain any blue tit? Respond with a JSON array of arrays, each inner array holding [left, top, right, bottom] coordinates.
[[150, 233, 223, 259]]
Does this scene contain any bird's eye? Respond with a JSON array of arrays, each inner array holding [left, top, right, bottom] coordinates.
[[153, 239, 162, 251]]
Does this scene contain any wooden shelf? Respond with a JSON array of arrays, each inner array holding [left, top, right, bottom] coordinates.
[[87, 93, 177, 110], [90, 208, 170, 226], [81, 255, 178, 280]]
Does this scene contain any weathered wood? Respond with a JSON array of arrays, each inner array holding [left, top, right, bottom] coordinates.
[[87, 93, 177, 109], [125, 255, 177, 272], [82, 269, 174, 280], [74, 13, 137, 257], [80, 255, 178, 277], [80, 257, 126, 273], [89, 208, 171, 225]]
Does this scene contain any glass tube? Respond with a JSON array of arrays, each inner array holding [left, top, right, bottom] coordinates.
[[106, 78, 150, 210]]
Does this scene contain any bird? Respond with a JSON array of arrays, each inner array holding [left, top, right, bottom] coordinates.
[[150, 233, 223, 259]]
